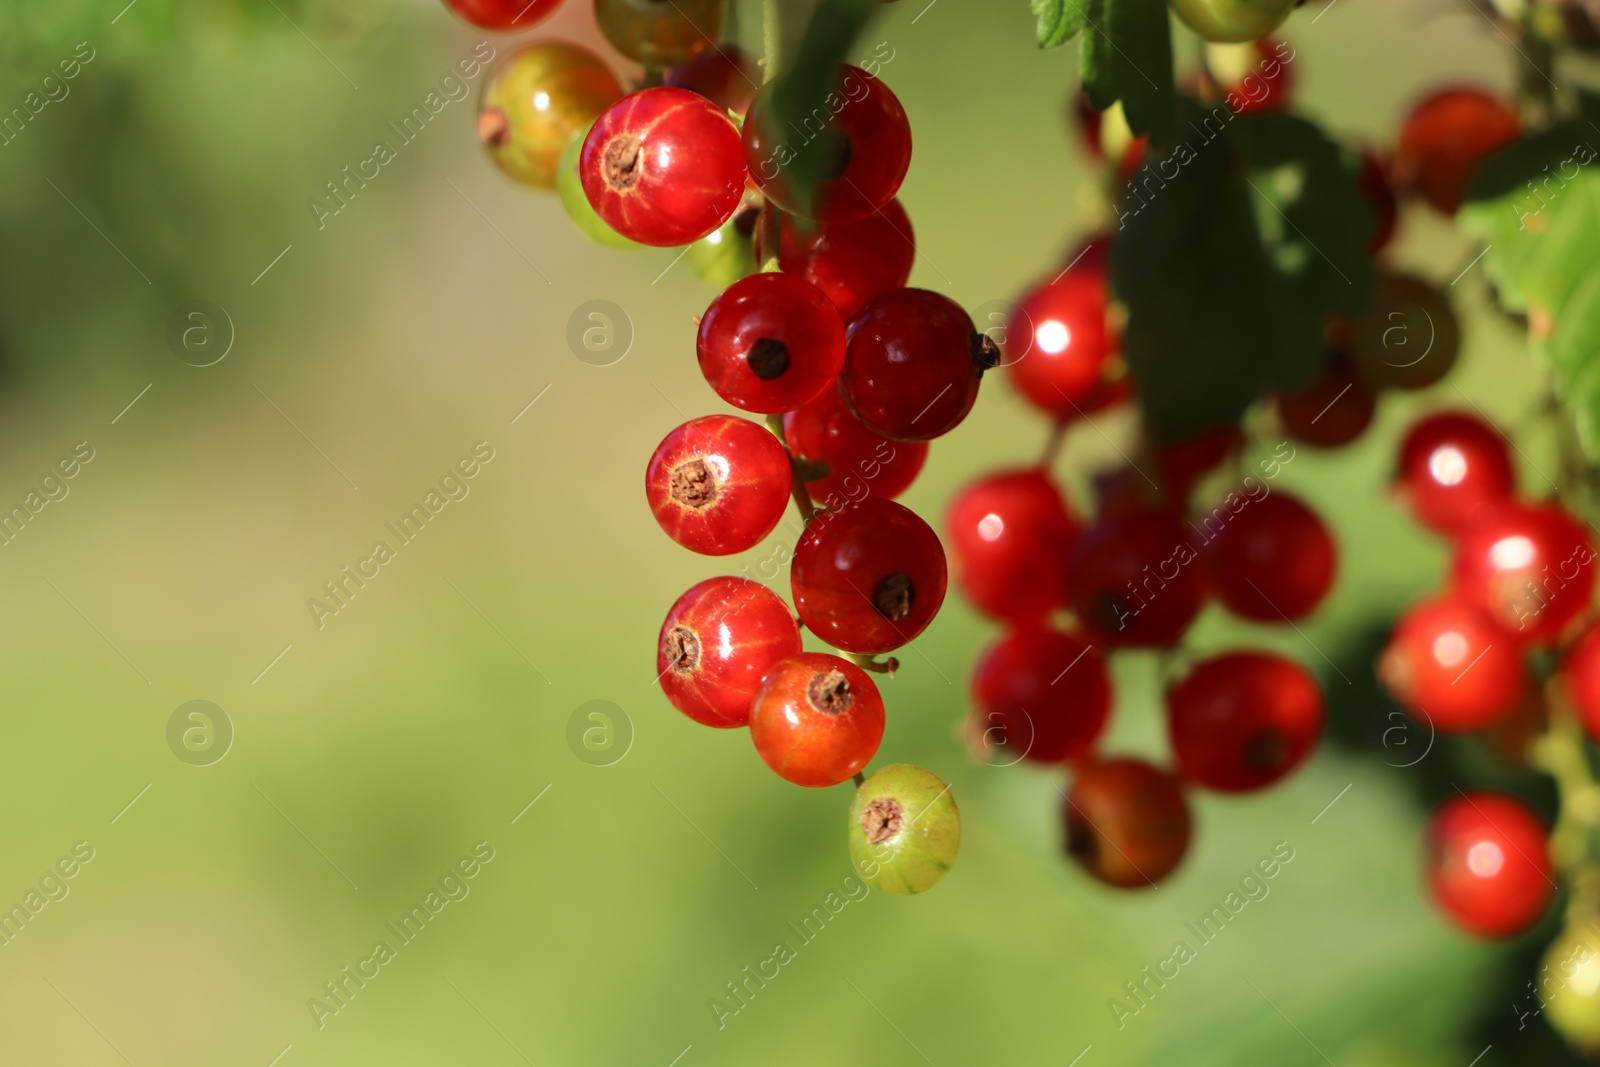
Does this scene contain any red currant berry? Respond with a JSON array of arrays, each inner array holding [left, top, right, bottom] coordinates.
[[841, 289, 997, 441], [479, 44, 623, 190], [791, 498, 947, 654], [743, 65, 912, 224], [1350, 273, 1461, 391], [1562, 623, 1600, 742], [971, 627, 1111, 764], [1395, 411, 1515, 536], [581, 87, 746, 247], [849, 764, 960, 895], [749, 653, 884, 787], [645, 415, 792, 555], [1359, 150, 1399, 256], [1276, 363, 1376, 448], [945, 469, 1080, 622], [1425, 791, 1553, 938], [594, 0, 722, 68], [1063, 758, 1191, 889], [657, 577, 803, 728], [1452, 501, 1597, 643], [443, 0, 563, 31], [1066, 509, 1207, 648], [666, 45, 760, 114], [1154, 425, 1244, 508], [696, 274, 846, 414], [756, 200, 916, 321], [1201, 491, 1336, 622], [1006, 237, 1117, 420], [1071, 94, 1149, 176], [1395, 87, 1520, 216], [782, 387, 927, 506], [1378, 594, 1529, 732], [1167, 651, 1323, 792]]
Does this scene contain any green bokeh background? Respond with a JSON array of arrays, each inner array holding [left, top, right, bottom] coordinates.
[[0, 1, 1565, 1064]]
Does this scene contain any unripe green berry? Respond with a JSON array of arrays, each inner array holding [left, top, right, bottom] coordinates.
[[1543, 920, 1600, 1050], [848, 764, 960, 896], [558, 121, 644, 251], [1167, 0, 1296, 43]]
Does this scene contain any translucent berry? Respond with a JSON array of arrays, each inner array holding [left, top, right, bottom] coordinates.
[[580, 87, 746, 247], [1168, 0, 1297, 43], [1350, 274, 1460, 391], [1451, 501, 1597, 643], [841, 289, 996, 441], [782, 388, 927, 507], [657, 578, 802, 728], [1005, 236, 1116, 420], [444, 0, 564, 31], [645, 415, 792, 555], [791, 498, 947, 654], [594, 0, 722, 69], [666, 44, 760, 114], [1063, 758, 1191, 889], [743, 65, 912, 224], [1167, 652, 1323, 792], [479, 43, 623, 190], [750, 653, 884, 787], [1066, 509, 1207, 648], [1200, 491, 1336, 622], [1395, 87, 1520, 215], [1378, 594, 1529, 732], [849, 764, 960, 896], [1425, 791, 1553, 938], [1395, 411, 1515, 536], [1277, 363, 1376, 448], [757, 200, 916, 320], [945, 469, 1080, 622], [696, 273, 846, 414], [971, 627, 1111, 765]]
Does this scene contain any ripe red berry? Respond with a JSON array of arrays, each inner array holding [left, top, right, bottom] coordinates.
[[749, 653, 884, 787], [1276, 363, 1376, 448], [657, 578, 803, 728], [581, 87, 746, 247], [1350, 273, 1461, 392], [1005, 237, 1117, 420], [1394, 87, 1520, 215], [1395, 411, 1515, 536], [478, 44, 623, 190], [665, 45, 761, 114], [1359, 150, 1399, 256], [1425, 791, 1553, 938], [443, 0, 564, 30], [782, 387, 927, 506], [1154, 426, 1244, 509], [1200, 491, 1336, 622], [1451, 501, 1597, 643], [594, 0, 722, 68], [791, 498, 947, 654], [1378, 594, 1529, 732], [743, 65, 912, 224], [1561, 622, 1600, 742], [1066, 509, 1207, 648], [971, 627, 1111, 764], [757, 200, 916, 320], [1063, 758, 1191, 889], [696, 274, 846, 414], [645, 415, 792, 555], [840, 289, 997, 441], [945, 469, 1080, 622], [1210, 39, 1295, 115], [1167, 652, 1323, 792]]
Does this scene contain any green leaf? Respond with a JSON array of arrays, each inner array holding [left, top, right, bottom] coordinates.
[[1032, 0, 1087, 48], [1460, 107, 1600, 455], [1113, 104, 1377, 443], [1078, 0, 1176, 144]]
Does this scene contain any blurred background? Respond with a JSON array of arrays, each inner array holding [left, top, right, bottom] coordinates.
[[0, 0, 1559, 1063]]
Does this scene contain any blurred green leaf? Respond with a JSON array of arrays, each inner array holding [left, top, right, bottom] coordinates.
[[1031, 0, 1087, 48], [1079, 0, 1175, 143]]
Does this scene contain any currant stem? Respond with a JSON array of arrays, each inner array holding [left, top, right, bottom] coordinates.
[[766, 412, 818, 523], [843, 651, 898, 676], [1040, 418, 1069, 470], [852, 772, 866, 788]]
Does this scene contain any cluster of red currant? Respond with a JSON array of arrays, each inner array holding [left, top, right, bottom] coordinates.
[[448, 0, 972, 895]]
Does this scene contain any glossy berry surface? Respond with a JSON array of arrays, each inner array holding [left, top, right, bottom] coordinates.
[[1066, 509, 1206, 647], [1006, 237, 1117, 420], [581, 87, 746, 247], [1563, 623, 1600, 742], [1451, 501, 1597, 643], [1277, 363, 1376, 448], [758, 200, 916, 320], [594, 0, 722, 69], [945, 469, 1080, 622], [1202, 491, 1336, 622], [479, 43, 623, 190], [1425, 791, 1553, 938], [849, 764, 960, 896], [696, 273, 846, 414], [1063, 758, 1191, 889], [444, 0, 564, 31], [971, 627, 1111, 765], [1395, 87, 1520, 215], [558, 119, 644, 250], [743, 65, 912, 224], [1395, 411, 1515, 536], [1168, 0, 1296, 43], [645, 415, 792, 555], [841, 289, 996, 441], [750, 653, 884, 787], [782, 387, 927, 507], [657, 578, 802, 728], [1166, 652, 1323, 792], [791, 497, 947, 654], [1350, 273, 1460, 392], [665, 44, 760, 114], [1378, 594, 1528, 732]]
